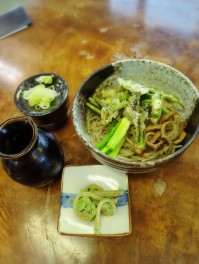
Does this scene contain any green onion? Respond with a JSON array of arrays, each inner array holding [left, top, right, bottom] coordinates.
[[88, 97, 101, 108], [93, 96, 106, 107], [22, 84, 57, 110], [107, 117, 131, 151], [96, 121, 120, 150], [108, 136, 125, 158], [86, 102, 101, 115]]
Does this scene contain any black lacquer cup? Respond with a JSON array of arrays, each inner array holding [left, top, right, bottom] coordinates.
[[14, 73, 70, 130]]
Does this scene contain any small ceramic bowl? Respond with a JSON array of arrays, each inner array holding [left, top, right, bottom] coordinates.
[[72, 59, 199, 173], [14, 73, 69, 130]]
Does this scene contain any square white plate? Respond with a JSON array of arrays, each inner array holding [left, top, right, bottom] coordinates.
[[58, 165, 131, 236]]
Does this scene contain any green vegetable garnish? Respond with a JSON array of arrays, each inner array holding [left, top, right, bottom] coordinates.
[[108, 136, 125, 158], [36, 75, 53, 84], [106, 117, 131, 151], [150, 93, 162, 125], [23, 84, 57, 110], [86, 102, 101, 115], [86, 77, 185, 160], [96, 121, 120, 150], [73, 184, 123, 234]]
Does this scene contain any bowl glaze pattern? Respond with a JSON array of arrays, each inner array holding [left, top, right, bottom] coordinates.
[[73, 59, 199, 173]]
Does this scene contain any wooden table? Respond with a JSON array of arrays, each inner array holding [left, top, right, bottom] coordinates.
[[0, 0, 199, 263]]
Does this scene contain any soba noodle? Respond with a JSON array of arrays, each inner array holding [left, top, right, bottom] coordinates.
[[86, 78, 186, 161]]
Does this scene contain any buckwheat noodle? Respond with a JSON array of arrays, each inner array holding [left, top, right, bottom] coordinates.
[[86, 80, 186, 162]]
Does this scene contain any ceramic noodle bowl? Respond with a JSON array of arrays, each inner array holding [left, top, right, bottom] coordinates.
[[0, 116, 65, 186], [72, 59, 199, 173]]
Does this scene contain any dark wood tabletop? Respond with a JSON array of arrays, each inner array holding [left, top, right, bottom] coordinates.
[[0, 0, 199, 263]]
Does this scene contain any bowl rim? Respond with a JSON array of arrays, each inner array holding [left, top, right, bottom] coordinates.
[[73, 58, 199, 168], [14, 72, 69, 117]]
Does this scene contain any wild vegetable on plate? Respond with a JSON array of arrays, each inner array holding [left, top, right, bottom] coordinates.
[[73, 184, 124, 234]]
